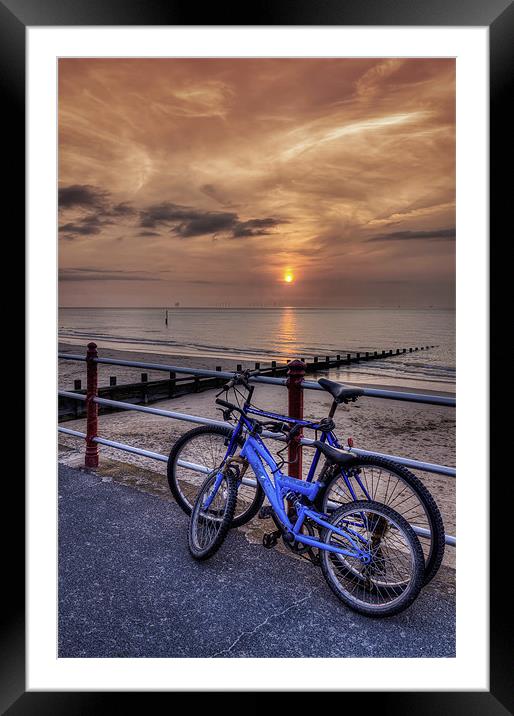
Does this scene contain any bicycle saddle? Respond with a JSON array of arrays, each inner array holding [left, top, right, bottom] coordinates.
[[312, 441, 355, 465], [318, 378, 364, 404]]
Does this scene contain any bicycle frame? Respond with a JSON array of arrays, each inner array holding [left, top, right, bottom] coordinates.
[[226, 402, 373, 501], [209, 402, 373, 562]]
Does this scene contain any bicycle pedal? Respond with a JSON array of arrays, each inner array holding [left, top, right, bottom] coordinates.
[[262, 530, 281, 549], [258, 505, 274, 520]]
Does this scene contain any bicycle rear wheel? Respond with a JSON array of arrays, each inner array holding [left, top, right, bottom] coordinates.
[[320, 500, 424, 617], [316, 455, 445, 584], [168, 425, 264, 527], [188, 469, 238, 560]]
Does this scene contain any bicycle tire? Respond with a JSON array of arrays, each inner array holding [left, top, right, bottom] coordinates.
[[315, 454, 445, 585], [188, 469, 238, 560], [167, 425, 264, 528], [320, 500, 425, 617]]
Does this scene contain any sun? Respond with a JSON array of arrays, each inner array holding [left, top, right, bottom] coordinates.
[[284, 270, 294, 284]]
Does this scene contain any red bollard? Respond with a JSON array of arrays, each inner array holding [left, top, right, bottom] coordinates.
[[286, 359, 305, 479], [85, 342, 99, 468]]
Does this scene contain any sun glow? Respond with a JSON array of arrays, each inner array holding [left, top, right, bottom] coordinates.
[[284, 270, 294, 284]]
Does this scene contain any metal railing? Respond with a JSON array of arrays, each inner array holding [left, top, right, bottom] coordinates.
[[58, 342, 456, 546]]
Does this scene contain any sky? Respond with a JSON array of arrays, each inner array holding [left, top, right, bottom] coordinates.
[[58, 58, 455, 308]]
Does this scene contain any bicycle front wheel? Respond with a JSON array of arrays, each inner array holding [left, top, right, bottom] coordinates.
[[316, 455, 445, 584], [167, 425, 264, 527], [188, 469, 238, 560], [320, 500, 425, 617]]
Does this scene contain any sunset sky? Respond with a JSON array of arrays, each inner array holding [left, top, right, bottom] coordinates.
[[58, 58, 455, 307]]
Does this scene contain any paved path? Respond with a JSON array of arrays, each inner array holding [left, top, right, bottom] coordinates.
[[58, 465, 455, 658]]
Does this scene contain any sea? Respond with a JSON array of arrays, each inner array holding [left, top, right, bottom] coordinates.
[[59, 307, 455, 393]]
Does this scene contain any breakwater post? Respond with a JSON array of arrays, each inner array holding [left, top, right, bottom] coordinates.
[[59, 344, 440, 422], [85, 342, 99, 468], [286, 360, 305, 480]]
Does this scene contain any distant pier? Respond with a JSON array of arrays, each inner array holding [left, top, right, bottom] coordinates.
[[59, 345, 437, 421]]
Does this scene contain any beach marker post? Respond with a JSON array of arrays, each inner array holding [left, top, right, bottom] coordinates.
[[168, 371, 176, 398], [286, 359, 305, 480], [85, 342, 99, 468]]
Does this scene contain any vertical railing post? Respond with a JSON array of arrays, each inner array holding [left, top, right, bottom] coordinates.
[[286, 359, 305, 479], [85, 342, 99, 468]]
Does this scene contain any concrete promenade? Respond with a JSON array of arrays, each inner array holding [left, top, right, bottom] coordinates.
[[58, 464, 455, 658]]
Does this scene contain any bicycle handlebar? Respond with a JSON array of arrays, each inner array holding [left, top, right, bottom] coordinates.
[[221, 368, 261, 392], [215, 398, 244, 414]]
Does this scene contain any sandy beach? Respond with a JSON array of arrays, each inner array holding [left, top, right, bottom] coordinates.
[[58, 342, 456, 570]]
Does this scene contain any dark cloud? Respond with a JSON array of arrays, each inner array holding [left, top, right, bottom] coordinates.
[[139, 202, 203, 228], [108, 202, 137, 217], [59, 186, 134, 239], [233, 217, 282, 237], [185, 278, 225, 285], [368, 227, 455, 242], [59, 215, 107, 236], [174, 211, 238, 238], [58, 184, 108, 210], [59, 267, 160, 281], [139, 200, 281, 239], [59, 185, 285, 242]]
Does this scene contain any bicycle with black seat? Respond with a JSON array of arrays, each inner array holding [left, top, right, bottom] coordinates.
[[167, 369, 445, 600]]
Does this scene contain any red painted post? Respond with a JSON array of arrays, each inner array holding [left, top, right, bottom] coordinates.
[[286, 359, 305, 479], [85, 342, 99, 468]]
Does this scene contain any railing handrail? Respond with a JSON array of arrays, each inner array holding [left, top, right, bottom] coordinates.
[[58, 389, 455, 477], [58, 352, 455, 407]]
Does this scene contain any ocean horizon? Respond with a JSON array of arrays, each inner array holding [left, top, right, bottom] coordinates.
[[59, 306, 455, 393]]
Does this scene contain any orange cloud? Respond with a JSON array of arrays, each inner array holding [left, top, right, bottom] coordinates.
[[59, 58, 455, 307]]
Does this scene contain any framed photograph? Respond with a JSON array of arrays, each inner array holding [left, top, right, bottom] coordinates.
[[7, 0, 510, 709]]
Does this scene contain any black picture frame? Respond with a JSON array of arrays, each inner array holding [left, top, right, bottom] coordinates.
[[6, 0, 511, 711]]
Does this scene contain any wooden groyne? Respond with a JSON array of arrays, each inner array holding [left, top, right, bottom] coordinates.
[[58, 345, 436, 422]]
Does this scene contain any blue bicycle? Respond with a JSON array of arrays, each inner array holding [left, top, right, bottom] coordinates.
[[168, 371, 445, 585], [184, 371, 428, 617]]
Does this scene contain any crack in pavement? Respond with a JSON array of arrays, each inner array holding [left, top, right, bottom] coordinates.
[[211, 587, 321, 657]]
